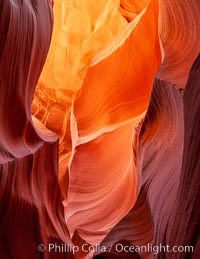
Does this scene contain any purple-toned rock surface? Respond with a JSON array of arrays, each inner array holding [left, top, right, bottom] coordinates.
[[0, 0, 200, 258]]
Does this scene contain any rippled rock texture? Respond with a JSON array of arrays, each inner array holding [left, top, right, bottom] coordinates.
[[0, 0, 200, 258]]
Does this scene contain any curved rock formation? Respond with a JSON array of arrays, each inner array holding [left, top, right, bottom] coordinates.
[[157, 0, 200, 87], [0, 1, 73, 258], [64, 0, 161, 246], [0, 0, 200, 259]]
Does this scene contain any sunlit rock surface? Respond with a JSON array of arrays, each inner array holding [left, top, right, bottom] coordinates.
[[0, 0, 200, 258]]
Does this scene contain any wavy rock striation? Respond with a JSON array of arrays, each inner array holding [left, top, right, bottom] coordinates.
[[0, 1, 73, 258], [95, 54, 200, 258], [155, 54, 200, 258], [94, 76, 183, 258], [157, 0, 200, 87], [0, 0, 200, 258], [64, 0, 161, 246]]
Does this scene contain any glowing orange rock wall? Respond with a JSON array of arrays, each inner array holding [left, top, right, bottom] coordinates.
[[0, 0, 200, 259], [33, 0, 161, 246]]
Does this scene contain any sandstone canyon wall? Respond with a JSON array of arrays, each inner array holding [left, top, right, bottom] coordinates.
[[0, 0, 200, 258]]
